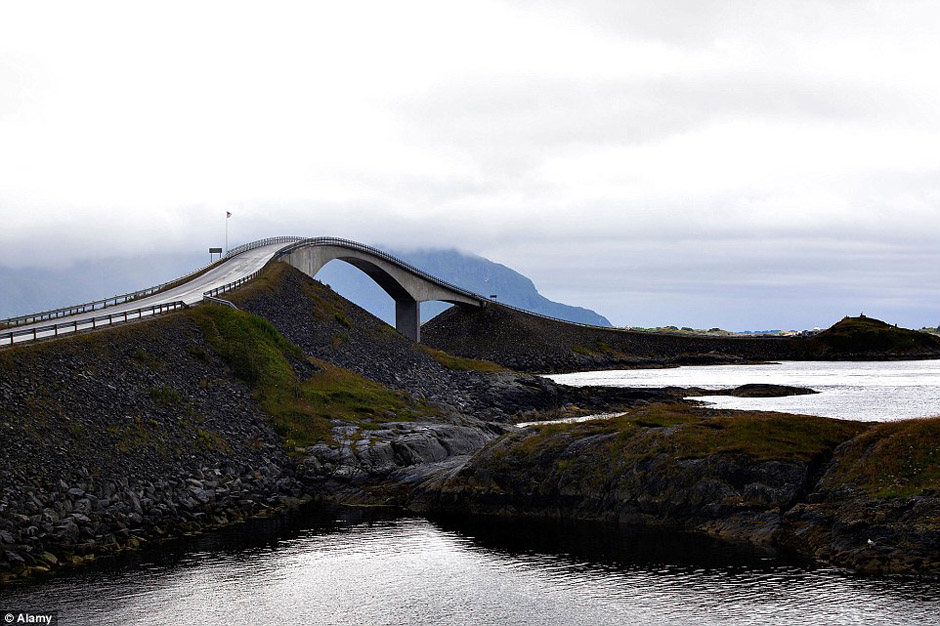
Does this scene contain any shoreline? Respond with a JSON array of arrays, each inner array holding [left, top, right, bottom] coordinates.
[[3, 264, 938, 583]]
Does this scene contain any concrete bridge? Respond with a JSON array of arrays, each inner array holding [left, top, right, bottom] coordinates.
[[1, 236, 489, 346], [276, 237, 487, 341]]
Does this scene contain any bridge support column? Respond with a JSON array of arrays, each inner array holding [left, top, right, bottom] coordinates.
[[395, 299, 420, 342]]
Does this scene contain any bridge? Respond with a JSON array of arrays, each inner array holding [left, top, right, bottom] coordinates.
[[276, 238, 486, 341], [1, 236, 489, 345]]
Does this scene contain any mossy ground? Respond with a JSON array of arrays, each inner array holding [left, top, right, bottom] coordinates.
[[572, 341, 631, 360], [501, 405, 940, 500], [419, 345, 506, 372], [222, 260, 294, 306], [519, 403, 866, 464], [823, 416, 940, 498], [808, 315, 940, 354], [190, 306, 439, 450]]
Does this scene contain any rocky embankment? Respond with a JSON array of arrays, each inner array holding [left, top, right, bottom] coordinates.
[[227, 263, 581, 422], [423, 306, 940, 372], [0, 314, 307, 582], [223, 263, 687, 500]]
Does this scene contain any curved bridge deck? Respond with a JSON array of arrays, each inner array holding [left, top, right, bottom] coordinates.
[[2, 236, 490, 345], [277, 237, 488, 341]]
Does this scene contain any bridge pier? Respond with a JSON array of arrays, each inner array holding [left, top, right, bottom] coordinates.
[[280, 240, 486, 343], [395, 299, 420, 342]]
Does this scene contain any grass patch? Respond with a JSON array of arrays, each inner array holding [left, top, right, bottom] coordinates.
[[808, 315, 940, 354], [190, 305, 438, 450], [225, 260, 293, 305], [520, 403, 865, 464], [107, 415, 163, 454], [270, 359, 439, 443], [132, 348, 154, 363], [420, 345, 506, 372], [486, 404, 868, 494], [190, 305, 301, 390], [187, 346, 210, 363], [647, 407, 864, 462], [148, 385, 181, 407], [824, 417, 940, 498]]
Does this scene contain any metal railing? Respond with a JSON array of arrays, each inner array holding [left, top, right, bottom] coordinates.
[[203, 267, 266, 298], [277, 237, 490, 304], [0, 236, 303, 330], [276, 238, 776, 337], [2, 233, 684, 347], [275, 237, 640, 331], [224, 236, 303, 259], [202, 295, 239, 309], [0, 301, 187, 346], [0, 262, 219, 329], [202, 237, 307, 299]]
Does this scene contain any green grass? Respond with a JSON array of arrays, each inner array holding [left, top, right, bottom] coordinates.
[[270, 358, 439, 443], [420, 345, 506, 372], [107, 415, 163, 454], [190, 305, 438, 450], [190, 305, 302, 391], [520, 403, 866, 464], [808, 316, 940, 354], [481, 404, 870, 496], [572, 341, 629, 360], [225, 260, 292, 305], [823, 417, 940, 498], [132, 348, 154, 363], [148, 385, 181, 406]]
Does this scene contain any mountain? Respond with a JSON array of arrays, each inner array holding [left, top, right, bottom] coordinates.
[[317, 247, 612, 327], [0, 253, 206, 319], [0, 247, 611, 328]]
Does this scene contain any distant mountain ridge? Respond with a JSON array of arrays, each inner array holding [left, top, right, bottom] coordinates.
[[0, 246, 612, 328], [317, 247, 612, 327]]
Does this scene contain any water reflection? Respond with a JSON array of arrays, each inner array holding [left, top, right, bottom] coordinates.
[[4, 505, 939, 626]]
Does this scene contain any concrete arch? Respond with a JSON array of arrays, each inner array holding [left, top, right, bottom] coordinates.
[[277, 238, 486, 341]]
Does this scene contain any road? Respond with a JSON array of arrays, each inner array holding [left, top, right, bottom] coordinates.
[[2, 243, 286, 345]]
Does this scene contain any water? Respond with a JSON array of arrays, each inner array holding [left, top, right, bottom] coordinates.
[[4, 505, 939, 625], [546, 360, 940, 421]]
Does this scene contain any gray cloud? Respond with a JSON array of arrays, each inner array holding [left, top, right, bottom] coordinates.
[[1, 1, 938, 331]]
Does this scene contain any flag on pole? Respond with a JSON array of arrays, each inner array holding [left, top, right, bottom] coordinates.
[[226, 211, 232, 218]]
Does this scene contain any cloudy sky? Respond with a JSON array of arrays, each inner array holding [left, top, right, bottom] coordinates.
[[1, 1, 938, 329]]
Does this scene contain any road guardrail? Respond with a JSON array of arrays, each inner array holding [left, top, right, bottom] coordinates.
[[3, 234, 667, 348], [0, 301, 187, 346], [0, 236, 303, 330]]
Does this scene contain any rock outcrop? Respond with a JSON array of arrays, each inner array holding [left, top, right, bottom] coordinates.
[[413, 404, 940, 575]]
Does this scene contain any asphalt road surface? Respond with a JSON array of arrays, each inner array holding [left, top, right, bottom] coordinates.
[[2, 243, 286, 345]]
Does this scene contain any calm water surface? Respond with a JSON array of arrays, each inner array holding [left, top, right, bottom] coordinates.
[[547, 360, 940, 421], [4, 506, 939, 626]]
